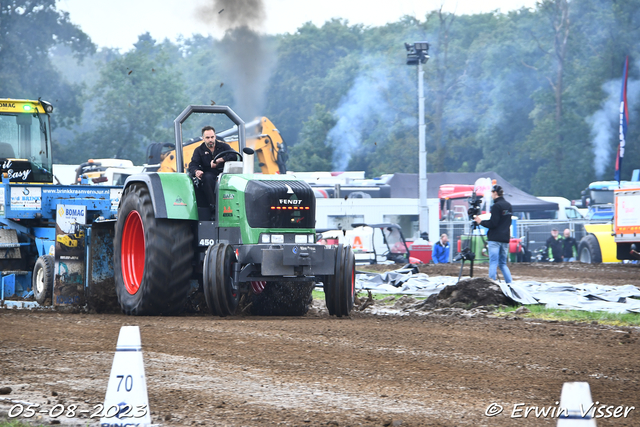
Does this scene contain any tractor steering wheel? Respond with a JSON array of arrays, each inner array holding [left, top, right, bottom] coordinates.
[[213, 150, 243, 171]]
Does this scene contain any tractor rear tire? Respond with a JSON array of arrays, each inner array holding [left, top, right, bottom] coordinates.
[[114, 183, 194, 315], [578, 234, 602, 264], [337, 246, 355, 316], [323, 245, 343, 316], [33, 255, 54, 305], [203, 243, 239, 317], [251, 281, 314, 316], [323, 245, 355, 317]]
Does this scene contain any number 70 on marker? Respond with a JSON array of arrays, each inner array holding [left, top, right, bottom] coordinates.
[[116, 374, 134, 392]]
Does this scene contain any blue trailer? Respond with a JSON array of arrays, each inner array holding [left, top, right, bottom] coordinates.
[[0, 99, 120, 309]]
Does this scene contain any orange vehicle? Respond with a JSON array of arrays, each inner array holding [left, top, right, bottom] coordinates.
[[613, 187, 640, 261], [438, 184, 487, 221]]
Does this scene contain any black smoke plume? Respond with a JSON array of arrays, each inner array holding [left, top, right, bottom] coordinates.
[[198, 0, 273, 121]]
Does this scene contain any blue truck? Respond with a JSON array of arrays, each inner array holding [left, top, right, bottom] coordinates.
[[579, 174, 640, 221], [0, 98, 121, 309]]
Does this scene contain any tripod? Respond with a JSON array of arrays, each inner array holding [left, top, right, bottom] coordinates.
[[456, 219, 494, 283], [456, 221, 477, 282]]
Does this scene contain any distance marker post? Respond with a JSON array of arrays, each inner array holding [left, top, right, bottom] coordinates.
[[101, 325, 152, 426]]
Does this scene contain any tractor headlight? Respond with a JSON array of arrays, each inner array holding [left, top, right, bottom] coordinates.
[[261, 234, 270, 243], [308, 235, 315, 243], [271, 234, 284, 244], [295, 235, 307, 244]]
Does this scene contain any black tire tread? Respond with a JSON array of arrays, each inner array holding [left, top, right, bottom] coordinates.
[[203, 243, 239, 317], [323, 245, 343, 316], [578, 234, 602, 264], [115, 183, 195, 315], [33, 255, 54, 305], [203, 245, 219, 316], [336, 246, 355, 317]]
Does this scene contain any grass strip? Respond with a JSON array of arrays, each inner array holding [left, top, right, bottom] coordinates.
[[496, 304, 640, 326]]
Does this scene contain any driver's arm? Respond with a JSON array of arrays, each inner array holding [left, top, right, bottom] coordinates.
[[188, 149, 203, 176]]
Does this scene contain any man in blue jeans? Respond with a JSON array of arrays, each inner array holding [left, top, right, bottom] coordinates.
[[474, 185, 513, 283]]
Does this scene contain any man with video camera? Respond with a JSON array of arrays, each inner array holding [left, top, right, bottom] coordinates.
[[474, 184, 513, 284]]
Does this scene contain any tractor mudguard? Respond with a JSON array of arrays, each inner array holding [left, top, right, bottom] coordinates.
[[122, 173, 197, 220]]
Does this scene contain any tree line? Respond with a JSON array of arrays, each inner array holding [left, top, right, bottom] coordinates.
[[1, 0, 639, 199]]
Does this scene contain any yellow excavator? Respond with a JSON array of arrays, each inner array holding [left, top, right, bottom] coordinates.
[[56, 222, 85, 248], [146, 116, 288, 174]]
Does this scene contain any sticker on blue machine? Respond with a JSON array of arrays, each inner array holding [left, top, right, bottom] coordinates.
[[110, 188, 122, 210], [10, 186, 41, 210], [57, 204, 87, 231], [292, 246, 298, 255]]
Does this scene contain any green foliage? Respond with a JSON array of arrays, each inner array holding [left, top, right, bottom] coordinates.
[[55, 34, 186, 164], [177, 35, 234, 108], [265, 19, 365, 147], [0, 0, 95, 130], [287, 104, 336, 172]]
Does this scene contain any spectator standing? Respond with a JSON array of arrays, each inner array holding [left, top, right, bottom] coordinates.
[[546, 228, 563, 262], [474, 185, 513, 284], [432, 234, 450, 264], [562, 228, 578, 262]]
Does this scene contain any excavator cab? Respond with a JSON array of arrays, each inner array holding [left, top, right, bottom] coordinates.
[[0, 99, 54, 183]]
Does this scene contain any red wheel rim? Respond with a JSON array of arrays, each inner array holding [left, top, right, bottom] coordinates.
[[121, 210, 145, 294], [351, 262, 355, 296]]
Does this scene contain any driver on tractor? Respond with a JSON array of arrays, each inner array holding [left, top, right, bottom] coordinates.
[[188, 126, 235, 216]]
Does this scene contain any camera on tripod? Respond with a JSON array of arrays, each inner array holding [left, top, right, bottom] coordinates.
[[467, 192, 483, 219], [455, 191, 483, 263], [454, 247, 475, 262]]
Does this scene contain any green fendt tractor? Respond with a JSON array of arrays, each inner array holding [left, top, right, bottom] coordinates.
[[113, 105, 354, 317]]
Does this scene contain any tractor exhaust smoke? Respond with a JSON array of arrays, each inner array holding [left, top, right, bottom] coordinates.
[[198, 0, 274, 121]]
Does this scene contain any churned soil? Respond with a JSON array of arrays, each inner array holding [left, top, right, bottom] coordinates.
[[0, 262, 638, 426]]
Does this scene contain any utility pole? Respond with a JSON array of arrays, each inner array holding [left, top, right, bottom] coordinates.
[[405, 42, 430, 238]]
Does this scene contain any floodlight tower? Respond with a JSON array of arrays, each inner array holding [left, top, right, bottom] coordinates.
[[405, 41, 430, 238]]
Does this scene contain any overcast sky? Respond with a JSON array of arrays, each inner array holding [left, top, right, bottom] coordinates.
[[57, 0, 537, 51]]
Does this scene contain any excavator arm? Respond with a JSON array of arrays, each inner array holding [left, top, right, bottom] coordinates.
[[149, 117, 287, 174]]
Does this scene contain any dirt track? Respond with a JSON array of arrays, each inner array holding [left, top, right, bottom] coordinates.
[[1, 262, 639, 426]]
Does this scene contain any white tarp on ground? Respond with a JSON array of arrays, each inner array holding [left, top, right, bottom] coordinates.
[[355, 269, 640, 314]]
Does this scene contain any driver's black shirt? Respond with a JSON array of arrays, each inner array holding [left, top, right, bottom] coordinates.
[[188, 140, 234, 176]]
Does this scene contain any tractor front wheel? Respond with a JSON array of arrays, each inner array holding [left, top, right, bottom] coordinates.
[[203, 243, 239, 317], [114, 183, 194, 315], [324, 245, 355, 317]]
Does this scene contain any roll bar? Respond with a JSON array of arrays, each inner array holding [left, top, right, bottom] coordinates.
[[173, 105, 246, 174]]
